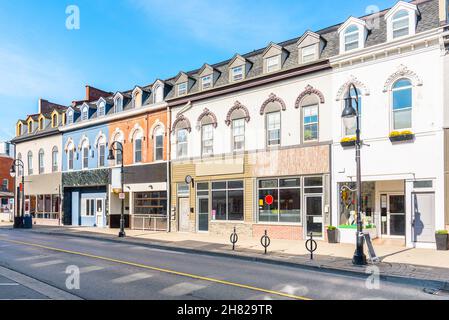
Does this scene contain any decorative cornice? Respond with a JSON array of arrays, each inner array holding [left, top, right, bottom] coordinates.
[[196, 108, 218, 130], [94, 130, 107, 148], [77, 135, 90, 151], [259, 93, 287, 115], [383, 64, 423, 92], [336, 75, 370, 101], [149, 119, 166, 139], [129, 124, 144, 142], [295, 85, 325, 108], [225, 101, 251, 126], [110, 128, 124, 145], [172, 114, 192, 134]]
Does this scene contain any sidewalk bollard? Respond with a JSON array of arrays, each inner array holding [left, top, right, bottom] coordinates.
[[230, 227, 238, 251], [260, 230, 271, 255], [305, 232, 318, 260]]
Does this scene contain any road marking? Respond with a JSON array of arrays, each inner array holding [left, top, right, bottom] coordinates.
[[3, 238, 312, 300], [31, 260, 65, 268], [160, 282, 206, 297], [0, 283, 20, 286], [112, 272, 153, 284], [16, 255, 53, 262], [79, 266, 104, 274]]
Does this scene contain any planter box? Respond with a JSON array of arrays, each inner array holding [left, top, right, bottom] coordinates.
[[389, 134, 414, 143], [340, 140, 356, 148], [435, 234, 449, 251], [338, 226, 377, 244], [327, 229, 339, 243]]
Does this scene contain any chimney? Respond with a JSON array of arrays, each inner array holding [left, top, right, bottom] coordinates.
[[38, 98, 43, 114]]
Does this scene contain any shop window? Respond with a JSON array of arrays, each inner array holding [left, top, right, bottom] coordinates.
[[83, 199, 95, 217], [258, 178, 301, 223], [134, 192, 167, 216], [211, 181, 244, 221]]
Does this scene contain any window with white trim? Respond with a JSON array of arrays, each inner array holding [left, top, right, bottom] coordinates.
[[134, 131, 143, 163], [392, 79, 412, 130], [344, 25, 359, 51], [266, 55, 280, 73], [27, 151, 33, 175], [177, 82, 187, 96], [82, 108, 88, 121], [98, 102, 106, 117], [67, 144, 74, 171], [201, 124, 214, 156], [201, 75, 212, 90], [67, 111, 74, 125], [115, 97, 123, 113], [52, 147, 58, 172], [231, 66, 244, 81], [98, 143, 106, 168], [344, 88, 362, 136], [82, 141, 89, 169], [302, 45, 317, 63], [303, 105, 319, 142], [154, 85, 164, 103], [232, 118, 245, 152], [38, 149, 44, 174], [176, 129, 188, 158], [267, 111, 281, 146], [392, 10, 410, 39], [211, 181, 244, 221], [154, 126, 164, 161]]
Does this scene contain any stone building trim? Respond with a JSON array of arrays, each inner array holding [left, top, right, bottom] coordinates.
[[383, 64, 424, 92], [196, 108, 218, 129], [259, 93, 287, 115], [172, 114, 192, 134], [225, 101, 251, 126], [295, 85, 325, 108]]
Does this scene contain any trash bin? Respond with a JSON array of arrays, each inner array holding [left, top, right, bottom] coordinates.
[[23, 215, 33, 229]]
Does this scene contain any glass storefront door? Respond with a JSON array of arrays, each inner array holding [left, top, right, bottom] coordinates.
[[197, 197, 209, 232], [381, 194, 405, 237], [305, 195, 323, 237]]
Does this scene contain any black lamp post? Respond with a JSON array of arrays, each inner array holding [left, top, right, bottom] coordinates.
[[10, 159, 25, 229], [341, 83, 367, 266], [108, 141, 126, 238]]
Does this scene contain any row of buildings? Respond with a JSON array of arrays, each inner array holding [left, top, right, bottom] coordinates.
[[11, 0, 449, 248]]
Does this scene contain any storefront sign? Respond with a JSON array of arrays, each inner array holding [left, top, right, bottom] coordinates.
[[265, 195, 274, 205]]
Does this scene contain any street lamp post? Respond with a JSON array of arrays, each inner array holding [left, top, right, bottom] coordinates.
[[108, 141, 126, 238], [10, 159, 25, 229], [341, 83, 367, 266]]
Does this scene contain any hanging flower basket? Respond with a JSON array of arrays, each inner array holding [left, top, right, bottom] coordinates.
[[340, 136, 356, 148], [389, 130, 415, 143]]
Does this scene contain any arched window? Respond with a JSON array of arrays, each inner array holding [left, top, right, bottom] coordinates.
[[27, 151, 33, 175], [82, 107, 89, 121], [81, 139, 89, 169], [229, 108, 246, 152], [67, 142, 75, 171], [67, 111, 74, 125], [98, 101, 106, 117], [344, 25, 359, 51], [17, 153, 23, 176], [392, 79, 412, 130], [38, 149, 45, 174], [52, 147, 58, 172], [343, 87, 362, 136], [392, 10, 410, 39], [133, 131, 143, 163], [301, 95, 320, 142], [111, 131, 124, 166], [52, 114, 58, 127], [97, 136, 106, 168], [153, 126, 164, 161], [154, 86, 164, 104], [115, 97, 123, 113]]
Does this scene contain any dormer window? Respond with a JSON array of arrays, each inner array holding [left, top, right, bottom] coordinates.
[[115, 97, 123, 113], [177, 82, 187, 96], [386, 1, 418, 42], [266, 55, 280, 73], [28, 122, 32, 133], [52, 114, 58, 128], [392, 10, 410, 39], [344, 25, 359, 51], [231, 66, 244, 82], [98, 101, 106, 117], [38, 118, 44, 130], [154, 85, 164, 103], [302, 45, 317, 63], [82, 107, 88, 121], [202, 75, 212, 90], [67, 111, 74, 125]]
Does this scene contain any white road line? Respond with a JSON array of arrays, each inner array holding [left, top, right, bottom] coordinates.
[[111, 272, 153, 284], [160, 282, 207, 297], [31, 260, 66, 268], [79, 266, 104, 274], [0, 283, 20, 286], [15, 255, 53, 262]]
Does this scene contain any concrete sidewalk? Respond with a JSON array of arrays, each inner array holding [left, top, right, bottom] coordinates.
[[4, 223, 449, 289]]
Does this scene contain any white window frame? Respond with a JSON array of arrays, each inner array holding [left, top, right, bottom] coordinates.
[[231, 66, 244, 82], [391, 79, 413, 131], [176, 129, 188, 159], [38, 149, 45, 174], [27, 152, 33, 175], [153, 127, 164, 162], [98, 102, 106, 117], [52, 147, 58, 172], [201, 75, 212, 90], [392, 10, 410, 39], [344, 25, 360, 52], [232, 118, 245, 152], [201, 124, 214, 156], [67, 145, 74, 171], [67, 111, 74, 125], [98, 143, 106, 168], [302, 104, 319, 142], [134, 132, 143, 164], [302, 45, 317, 63], [177, 82, 188, 96], [82, 142, 89, 170], [266, 111, 281, 147], [82, 107, 89, 121], [266, 55, 280, 73], [154, 85, 164, 103]]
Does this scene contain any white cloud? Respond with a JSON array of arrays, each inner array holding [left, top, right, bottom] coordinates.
[[128, 0, 306, 51]]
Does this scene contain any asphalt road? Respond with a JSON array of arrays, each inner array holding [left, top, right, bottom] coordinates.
[[0, 228, 445, 300]]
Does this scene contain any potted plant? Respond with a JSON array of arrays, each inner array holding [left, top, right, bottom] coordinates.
[[435, 230, 449, 251], [389, 130, 415, 143], [327, 226, 339, 243], [340, 136, 356, 148]]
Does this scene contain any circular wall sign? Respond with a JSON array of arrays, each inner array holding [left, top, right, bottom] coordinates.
[[185, 175, 193, 185], [265, 195, 274, 206]]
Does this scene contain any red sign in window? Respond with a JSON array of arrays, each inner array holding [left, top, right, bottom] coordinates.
[[265, 195, 274, 206]]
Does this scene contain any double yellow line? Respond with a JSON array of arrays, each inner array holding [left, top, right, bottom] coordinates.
[[2, 238, 312, 300]]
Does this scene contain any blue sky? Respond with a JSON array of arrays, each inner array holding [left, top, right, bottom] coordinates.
[[0, 0, 397, 141]]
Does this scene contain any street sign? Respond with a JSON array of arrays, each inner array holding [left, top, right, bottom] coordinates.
[[119, 193, 125, 200]]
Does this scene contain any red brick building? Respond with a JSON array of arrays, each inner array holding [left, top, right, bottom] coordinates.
[[0, 149, 14, 221]]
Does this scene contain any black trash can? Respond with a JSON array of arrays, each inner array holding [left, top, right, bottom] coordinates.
[[23, 215, 33, 229]]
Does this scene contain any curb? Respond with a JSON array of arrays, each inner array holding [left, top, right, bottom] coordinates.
[[13, 228, 449, 291]]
